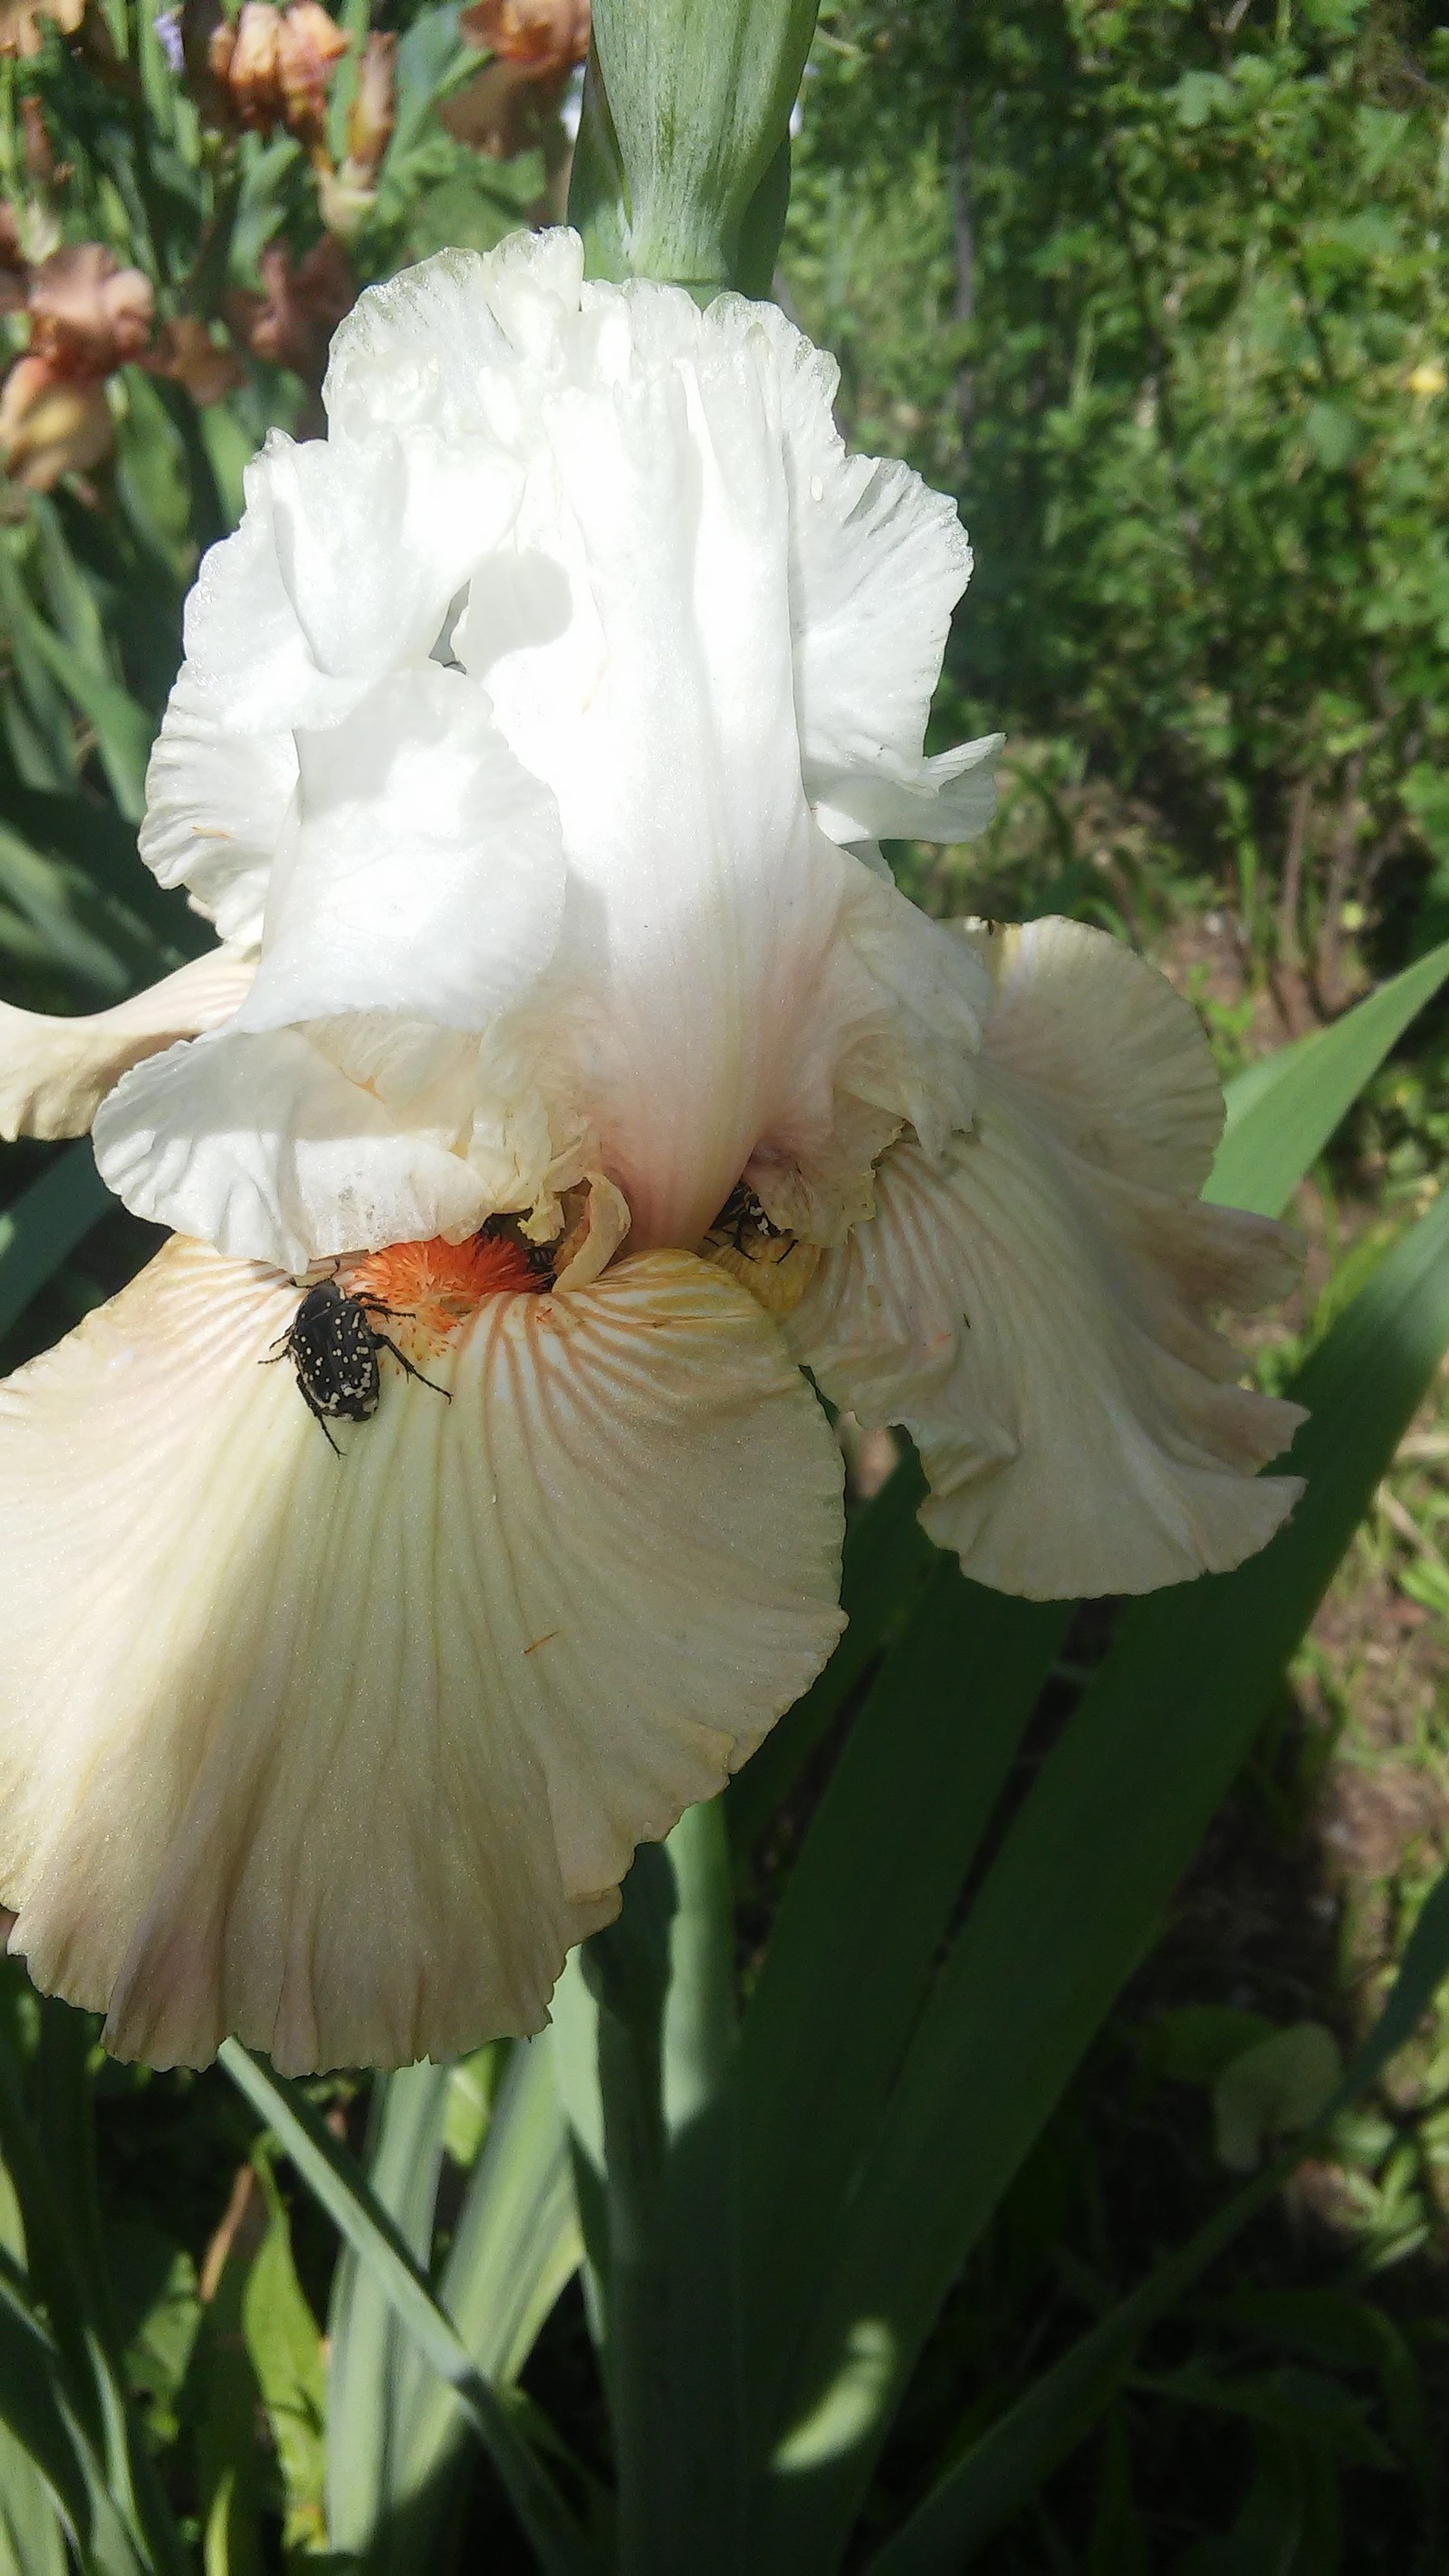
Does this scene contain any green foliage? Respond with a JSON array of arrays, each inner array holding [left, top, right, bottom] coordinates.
[[784, 0, 1449, 985]]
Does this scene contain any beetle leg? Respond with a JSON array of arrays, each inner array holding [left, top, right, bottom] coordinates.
[[370, 1333, 451, 1402], [296, 1377, 343, 1453]]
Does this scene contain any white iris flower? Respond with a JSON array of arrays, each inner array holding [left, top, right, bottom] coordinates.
[[0, 230, 1304, 2074]]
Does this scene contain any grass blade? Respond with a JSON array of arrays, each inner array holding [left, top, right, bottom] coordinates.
[[1208, 937, 1449, 1216], [219, 2043, 594, 2576], [387, 2037, 583, 2574], [325, 2061, 451, 2562], [867, 1865, 1449, 2571], [739, 1566, 1069, 2451]]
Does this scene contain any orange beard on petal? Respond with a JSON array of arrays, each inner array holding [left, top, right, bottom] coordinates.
[[342, 1232, 545, 1353]]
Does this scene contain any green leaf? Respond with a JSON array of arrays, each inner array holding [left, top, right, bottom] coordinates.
[[751, 1175, 1449, 2571], [0, 545, 152, 826], [725, 1449, 934, 1854], [18, 617, 153, 828], [0, 2020, 185, 2576], [865, 1860, 1449, 2571], [0, 820, 132, 996], [243, 2162, 327, 2551], [565, 1802, 743, 2574], [325, 2061, 451, 2561], [0, 2415, 68, 2576], [185, 2191, 266, 2576], [1207, 936, 1449, 1216], [382, 2038, 583, 2576], [439, 2040, 578, 2387], [0, 2273, 158, 2576], [738, 1565, 1070, 2455], [0, 1146, 113, 1345], [1213, 2024, 1344, 2171], [218, 2042, 593, 2576]]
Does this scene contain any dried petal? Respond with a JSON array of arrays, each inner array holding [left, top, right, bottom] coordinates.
[[27, 243, 153, 374], [458, 0, 588, 72]]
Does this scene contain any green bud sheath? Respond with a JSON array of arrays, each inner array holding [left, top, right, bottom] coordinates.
[[569, 0, 819, 295]]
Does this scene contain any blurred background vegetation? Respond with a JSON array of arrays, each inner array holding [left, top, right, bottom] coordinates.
[[2, 0, 1449, 2564]]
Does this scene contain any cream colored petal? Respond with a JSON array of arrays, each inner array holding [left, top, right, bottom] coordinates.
[[0, 947, 256, 1142], [551, 1169, 630, 1292], [958, 916, 1227, 1195], [791, 919, 1306, 1600], [744, 857, 990, 1248], [0, 1238, 842, 2073]]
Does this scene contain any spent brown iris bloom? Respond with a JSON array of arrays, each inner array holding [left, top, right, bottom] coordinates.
[[0, 243, 152, 494]]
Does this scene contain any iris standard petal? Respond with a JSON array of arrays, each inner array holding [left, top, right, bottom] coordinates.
[[235, 668, 564, 1033], [0, 1235, 843, 2073], [183, 424, 518, 737], [317, 235, 1000, 1254], [475, 312, 854, 1249], [792, 917, 1306, 1599], [0, 946, 257, 1142], [139, 667, 296, 947], [321, 230, 587, 441], [704, 294, 1003, 845]]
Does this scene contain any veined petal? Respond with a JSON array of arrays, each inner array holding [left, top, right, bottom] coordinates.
[[0, 947, 256, 1142], [139, 667, 295, 946], [964, 915, 1227, 1192], [183, 427, 517, 737], [235, 668, 563, 1033], [0, 1236, 843, 2072], [792, 918, 1306, 1599], [92, 1024, 492, 1270]]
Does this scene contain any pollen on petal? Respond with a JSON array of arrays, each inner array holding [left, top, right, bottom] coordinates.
[[345, 1229, 543, 1344]]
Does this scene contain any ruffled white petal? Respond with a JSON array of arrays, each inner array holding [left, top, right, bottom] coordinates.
[[182, 428, 518, 738], [0, 947, 256, 1142], [312, 235, 1001, 1252], [791, 918, 1306, 1598], [0, 1236, 843, 2071], [810, 735, 1003, 848], [92, 1024, 491, 1271], [703, 293, 1001, 845], [322, 231, 589, 441], [234, 668, 563, 1034], [464, 303, 859, 1250], [139, 669, 295, 946]]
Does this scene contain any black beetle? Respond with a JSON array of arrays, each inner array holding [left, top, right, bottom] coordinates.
[[267, 1278, 450, 1453]]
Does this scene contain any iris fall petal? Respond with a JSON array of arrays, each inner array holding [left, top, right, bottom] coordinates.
[[792, 918, 1307, 1598], [0, 1236, 843, 2071]]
